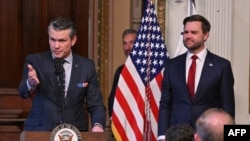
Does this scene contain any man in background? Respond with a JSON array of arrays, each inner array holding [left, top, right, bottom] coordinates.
[[165, 124, 195, 141], [194, 108, 235, 141], [108, 29, 137, 118]]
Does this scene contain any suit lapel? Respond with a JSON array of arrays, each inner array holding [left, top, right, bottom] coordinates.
[[180, 55, 188, 91], [195, 52, 214, 100], [178, 54, 192, 101], [44, 53, 59, 89], [44, 52, 63, 102], [65, 54, 80, 105], [32, 52, 62, 104]]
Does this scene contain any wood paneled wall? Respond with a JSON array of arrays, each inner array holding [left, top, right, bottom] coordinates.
[[0, 0, 89, 88], [0, 0, 89, 140]]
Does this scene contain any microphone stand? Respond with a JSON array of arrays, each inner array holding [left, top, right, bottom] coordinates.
[[51, 59, 82, 141], [54, 58, 66, 124]]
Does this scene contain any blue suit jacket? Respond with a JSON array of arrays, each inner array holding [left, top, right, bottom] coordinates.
[[108, 64, 124, 117], [158, 50, 235, 136], [19, 51, 106, 131]]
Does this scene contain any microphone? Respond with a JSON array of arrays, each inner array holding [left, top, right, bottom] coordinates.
[[53, 58, 66, 123], [54, 58, 64, 76]]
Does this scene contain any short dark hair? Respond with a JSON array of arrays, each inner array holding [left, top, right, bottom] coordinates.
[[48, 16, 77, 38], [165, 124, 195, 141], [183, 14, 211, 33], [122, 29, 137, 39]]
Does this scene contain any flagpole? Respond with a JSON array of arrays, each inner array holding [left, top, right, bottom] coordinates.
[[144, 1, 152, 141]]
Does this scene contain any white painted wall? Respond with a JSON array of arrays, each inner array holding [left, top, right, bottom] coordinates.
[[231, 0, 250, 124]]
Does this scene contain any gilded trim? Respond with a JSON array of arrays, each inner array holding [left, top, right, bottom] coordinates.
[[157, 0, 166, 39], [97, 0, 109, 103]]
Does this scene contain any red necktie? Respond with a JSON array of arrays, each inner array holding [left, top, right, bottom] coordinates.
[[187, 55, 198, 99]]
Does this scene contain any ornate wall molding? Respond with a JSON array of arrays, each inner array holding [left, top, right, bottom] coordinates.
[[97, 0, 109, 101], [89, 0, 110, 126], [131, 0, 143, 30], [157, 0, 166, 39]]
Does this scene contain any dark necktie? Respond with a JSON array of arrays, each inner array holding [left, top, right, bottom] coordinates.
[[187, 55, 198, 99], [59, 61, 65, 95], [54, 59, 66, 96], [54, 58, 66, 122]]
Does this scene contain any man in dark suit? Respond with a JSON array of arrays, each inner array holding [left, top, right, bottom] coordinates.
[[157, 14, 235, 140], [108, 29, 137, 118], [19, 16, 106, 132]]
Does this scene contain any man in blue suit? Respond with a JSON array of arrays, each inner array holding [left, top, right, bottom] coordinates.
[[108, 29, 137, 118], [157, 14, 235, 140], [19, 16, 106, 132]]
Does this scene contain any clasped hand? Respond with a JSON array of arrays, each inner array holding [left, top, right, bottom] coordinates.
[[92, 124, 104, 132]]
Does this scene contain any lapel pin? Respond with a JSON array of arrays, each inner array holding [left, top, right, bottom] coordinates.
[[209, 63, 213, 67]]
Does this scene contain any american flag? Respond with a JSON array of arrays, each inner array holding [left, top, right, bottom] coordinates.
[[111, 0, 169, 140]]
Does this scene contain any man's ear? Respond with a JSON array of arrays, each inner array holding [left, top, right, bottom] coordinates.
[[71, 36, 77, 46], [203, 32, 209, 42], [194, 133, 201, 141]]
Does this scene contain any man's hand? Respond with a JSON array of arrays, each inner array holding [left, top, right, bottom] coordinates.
[[91, 124, 104, 132], [27, 64, 40, 89]]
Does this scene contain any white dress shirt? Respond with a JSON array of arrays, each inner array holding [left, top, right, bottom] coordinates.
[[63, 53, 73, 97], [186, 49, 207, 94]]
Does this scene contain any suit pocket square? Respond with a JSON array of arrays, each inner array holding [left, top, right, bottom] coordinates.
[[77, 82, 88, 88]]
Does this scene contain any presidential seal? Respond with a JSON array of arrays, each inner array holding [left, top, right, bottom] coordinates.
[[50, 123, 82, 141]]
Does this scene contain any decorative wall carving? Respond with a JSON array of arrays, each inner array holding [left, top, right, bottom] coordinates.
[[157, 0, 166, 39], [97, 0, 109, 103], [89, 0, 110, 131]]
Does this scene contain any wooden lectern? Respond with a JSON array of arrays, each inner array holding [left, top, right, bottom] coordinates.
[[20, 131, 107, 141]]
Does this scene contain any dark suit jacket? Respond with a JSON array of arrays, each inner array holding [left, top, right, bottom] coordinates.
[[19, 51, 106, 131], [158, 50, 235, 136], [108, 65, 124, 117]]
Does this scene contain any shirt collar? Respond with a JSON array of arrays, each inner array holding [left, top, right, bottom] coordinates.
[[64, 52, 73, 64], [187, 48, 207, 61], [51, 52, 73, 64]]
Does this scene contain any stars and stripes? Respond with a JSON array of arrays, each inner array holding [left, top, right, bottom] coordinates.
[[111, 0, 169, 140]]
